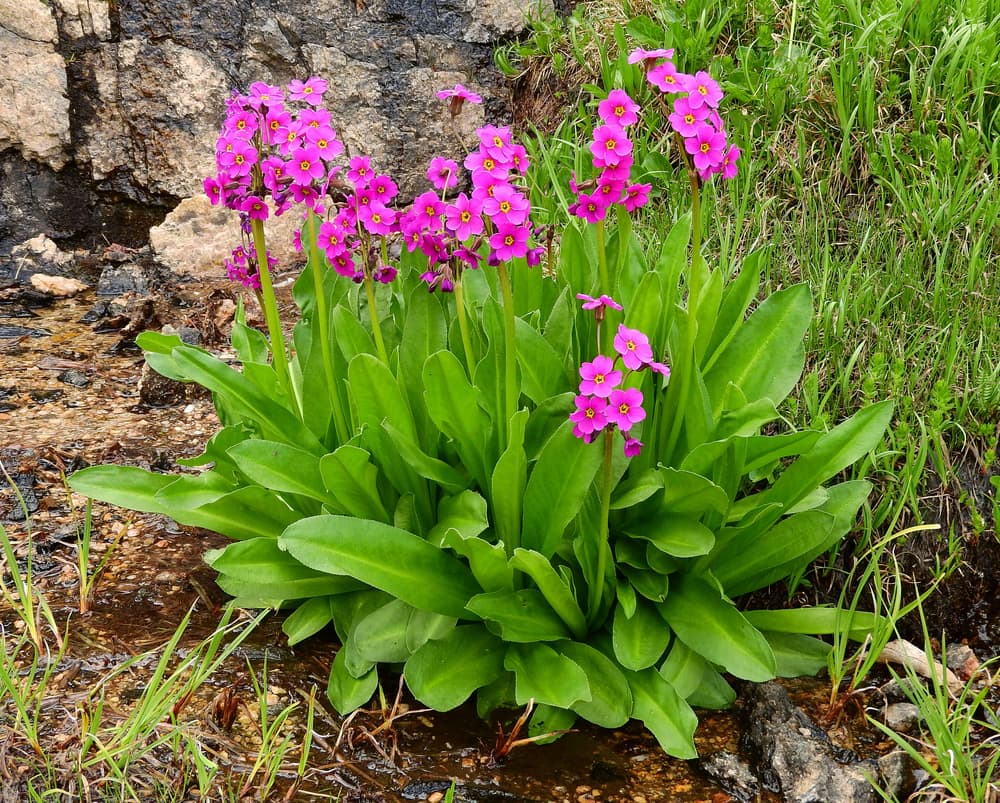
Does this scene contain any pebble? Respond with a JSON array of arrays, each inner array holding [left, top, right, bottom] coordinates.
[[883, 702, 922, 734], [426, 792, 443, 803]]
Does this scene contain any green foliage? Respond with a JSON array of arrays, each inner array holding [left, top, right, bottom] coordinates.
[[69, 51, 892, 759]]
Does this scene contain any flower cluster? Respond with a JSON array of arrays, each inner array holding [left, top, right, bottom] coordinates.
[[223, 243, 277, 290], [570, 296, 669, 457], [569, 89, 652, 223], [630, 48, 740, 181], [404, 116, 543, 292]]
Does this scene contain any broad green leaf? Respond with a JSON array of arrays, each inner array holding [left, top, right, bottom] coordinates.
[[280, 515, 482, 619], [348, 353, 417, 441], [228, 440, 328, 503], [743, 606, 877, 642], [283, 596, 334, 646], [327, 588, 392, 646], [514, 317, 567, 404], [466, 589, 570, 642], [710, 510, 834, 596], [319, 446, 390, 522], [620, 565, 670, 603], [404, 625, 505, 711], [522, 420, 604, 557], [613, 599, 671, 671], [156, 484, 299, 541], [332, 305, 376, 363], [352, 599, 416, 663], [763, 631, 832, 677], [703, 251, 763, 369], [398, 284, 448, 450], [623, 514, 716, 558], [763, 401, 894, 512], [556, 641, 632, 727], [206, 538, 362, 599], [491, 409, 529, 548], [427, 491, 489, 547], [69, 466, 175, 513], [625, 668, 697, 759], [423, 350, 491, 490], [652, 214, 690, 315], [658, 640, 736, 709], [610, 469, 664, 510], [381, 420, 469, 495], [442, 529, 514, 593], [153, 470, 235, 508], [528, 704, 578, 742], [476, 672, 517, 721], [510, 549, 588, 639], [504, 643, 591, 708], [659, 574, 776, 682], [327, 647, 377, 714], [703, 283, 812, 416]]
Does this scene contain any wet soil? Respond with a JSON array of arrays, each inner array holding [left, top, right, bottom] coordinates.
[[0, 267, 991, 802]]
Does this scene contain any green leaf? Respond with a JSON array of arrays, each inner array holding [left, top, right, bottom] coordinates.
[[327, 647, 377, 714], [423, 350, 491, 490], [319, 446, 390, 522], [703, 251, 763, 369], [206, 538, 363, 600], [381, 420, 470, 495], [703, 283, 812, 416], [227, 440, 328, 503], [466, 589, 571, 642], [443, 529, 514, 593], [283, 597, 334, 646], [154, 483, 300, 541], [404, 625, 505, 711], [349, 353, 417, 441], [555, 641, 632, 727], [522, 420, 604, 557], [69, 465, 175, 513], [656, 468, 731, 517], [763, 631, 832, 677], [625, 668, 697, 759], [659, 574, 776, 682], [623, 514, 716, 558], [609, 469, 663, 510], [658, 640, 736, 709], [612, 599, 671, 671], [491, 409, 529, 548], [514, 317, 567, 404], [711, 510, 835, 596], [352, 599, 417, 663], [510, 549, 588, 640], [280, 515, 482, 619], [504, 643, 591, 708], [427, 491, 489, 547], [743, 607, 877, 642], [528, 704, 577, 743]]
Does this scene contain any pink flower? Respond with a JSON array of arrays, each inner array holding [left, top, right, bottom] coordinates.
[[614, 324, 654, 370], [668, 95, 710, 138], [605, 387, 646, 432], [369, 174, 399, 202], [570, 394, 608, 438], [683, 71, 724, 109], [577, 293, 623, 312], [436, 83, 482, 103], [360, 201, 396, 236], [413, 190, 445, 231], [623, 437, 643, 458], [287, 76, 328, 106], [579, 355, 622, 398], [598, 89, 640, 127], [427, 156, 460, 190], [622, 183, 651, 212], [311, 129, 344, 160], [239, 195, 269, 220], [482, 184, 530, 225], [444, 193, 484, 240], [627, 47, 675, 65], [589, 124, 632, 166], [648, 61, 686, 93], [721, 144, 741, 179], [317, 220, 348, 258], [464, 149, 508, 179], [247, 81, 283, 110], [478, 125, 514, 161], [347, 155, 373, 187], [649, 361, 671, 379], [286, 144, 325, 185], [570, 192, 610, 223], [489, 221, 530, 261], [685, 124, 727, 172]]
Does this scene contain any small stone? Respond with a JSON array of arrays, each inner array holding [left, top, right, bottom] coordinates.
[[30, 273, 88, 296], [882, 703, 922, 734], [945, 643, 980, 680], [427, 793, 443, 803], [57, 369, 90, 387]]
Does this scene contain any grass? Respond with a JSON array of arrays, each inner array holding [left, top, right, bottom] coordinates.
[[499, 0, 1000, 554], [0, 517, 315, 802]]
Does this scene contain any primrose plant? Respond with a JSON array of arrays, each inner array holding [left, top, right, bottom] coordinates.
[[71, 49, 890, 758]]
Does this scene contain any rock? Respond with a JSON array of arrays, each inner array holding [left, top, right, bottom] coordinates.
[[96, 258, 163, 297], [138, 363, 188, 407], [30, 274, 88, 297], [945, 643, 980, 680], [12, 234, 75, 278], [881, 702, 922, 734], [699, 750, 759, 802], [741, 682, 877, 803], [0, 0, 70, 169], [149, 195, 303, 279], [57, 369, 89, 388], [51, 0, 113, 41]]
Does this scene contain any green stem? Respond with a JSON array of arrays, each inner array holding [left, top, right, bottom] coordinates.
[[596, 219, 612, 353], [453, 272, 476, 377], [364, 274, 390, 365], [250, 218, 298, 416], [496, 261, 518, 453], [588, 429, 615, 624], [689, 169, 703, 277], [305, 211, 350, 444]]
